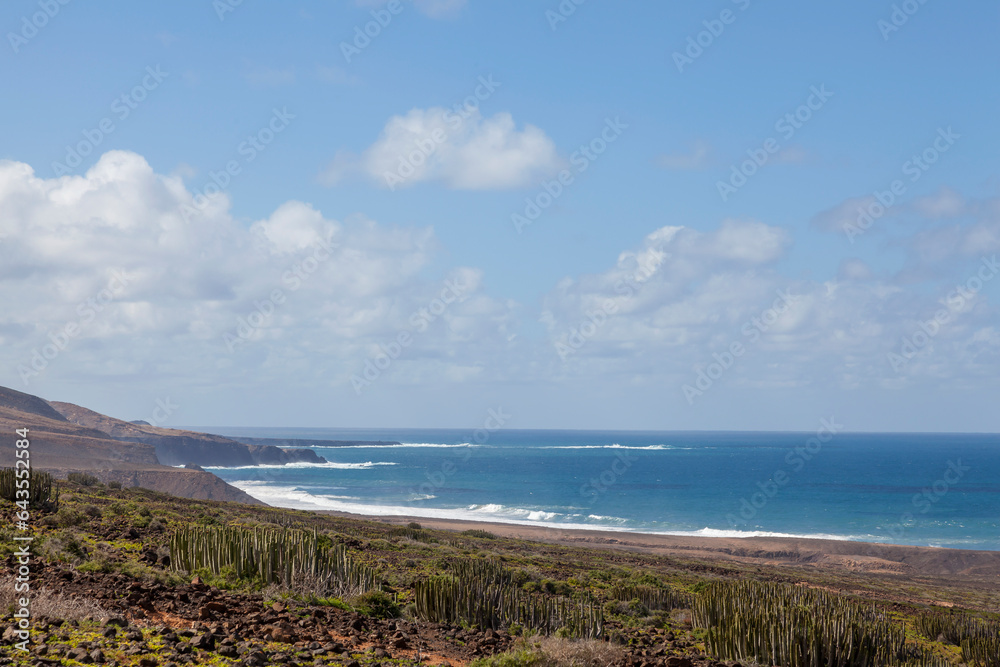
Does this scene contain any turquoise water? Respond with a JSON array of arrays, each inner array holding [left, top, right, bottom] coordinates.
[[201, 427, 1000, 551]]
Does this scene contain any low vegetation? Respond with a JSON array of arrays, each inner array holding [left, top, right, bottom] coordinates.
[[1, 469, 999, 667]]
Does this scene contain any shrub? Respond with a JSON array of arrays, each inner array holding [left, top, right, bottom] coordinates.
[[107, 481, 122, 490], [407, 522, 422, 530], [471, 637, 625, 667], [0, 576, 108, 622], [461, 529, 496, 539], [67, 472, 100, 487], [352, 590, 400, 619]]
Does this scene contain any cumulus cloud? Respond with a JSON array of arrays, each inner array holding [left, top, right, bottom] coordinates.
[[538, 218, 1000, 392], [4, 151, 999, 427], [320, 107, 562, 190], [810, 195, 880, 234], [0, 151, 513, 391]]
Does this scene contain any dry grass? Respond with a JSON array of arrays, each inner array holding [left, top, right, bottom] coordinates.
[[537, 636, 626, 666], [472, 636, 627, 667], [0, 575, 109, 622]]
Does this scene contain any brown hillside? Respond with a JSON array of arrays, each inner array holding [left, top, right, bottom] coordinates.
[[0, 387, 262, 506]]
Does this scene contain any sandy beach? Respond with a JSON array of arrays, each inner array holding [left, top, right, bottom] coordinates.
[[322, 510, 1000, 584]]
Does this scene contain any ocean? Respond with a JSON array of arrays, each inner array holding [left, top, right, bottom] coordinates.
[[200, 427, 1000, 551]]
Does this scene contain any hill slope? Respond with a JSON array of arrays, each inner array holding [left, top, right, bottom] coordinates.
[[0, 386, 261, 505], [50, 401, 326, 467]]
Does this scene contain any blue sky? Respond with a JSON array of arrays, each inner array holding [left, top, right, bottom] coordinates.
[[2, 0, 999, 432]]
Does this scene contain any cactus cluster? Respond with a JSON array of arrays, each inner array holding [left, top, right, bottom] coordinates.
[[414, 558, 603, 638], [0, 467, 59, 510], [693, 580, 950, 667], [916, 611, 1000, 666], [611, 584, 692, 612], [169, 525, 376, 596]]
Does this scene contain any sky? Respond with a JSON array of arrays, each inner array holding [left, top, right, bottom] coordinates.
[[1, 0, 999, 432]]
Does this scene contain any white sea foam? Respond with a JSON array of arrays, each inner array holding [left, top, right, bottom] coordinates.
[[658, 527, 864, 541], [536, 444, 683, 450], [206, 461, 396, 471], [232, 482, 883, 544]]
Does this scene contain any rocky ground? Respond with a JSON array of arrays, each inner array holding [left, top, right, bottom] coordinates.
[[3, 557, 722, 667]]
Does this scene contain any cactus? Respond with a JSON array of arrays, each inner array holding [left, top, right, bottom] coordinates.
[[0, 468, 59, 511], [610, 584, 692, 612], [916, 611, 1000, 667], [692, 580, 952, 667], [169, 525, 375, 595], [414, 558, 603, 638]]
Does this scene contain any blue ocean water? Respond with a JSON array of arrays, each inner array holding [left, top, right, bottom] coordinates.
[[200, 428, 1000, 551]]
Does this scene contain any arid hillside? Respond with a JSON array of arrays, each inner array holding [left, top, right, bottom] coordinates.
[[0, 386, 261, 505]]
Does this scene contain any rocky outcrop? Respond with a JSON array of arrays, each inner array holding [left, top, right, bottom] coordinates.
[[49, 402, 328, 468], [96, 468, 263, 505], [245, 445, 326, 465], [0, 386, 264, 506], [230, 436, 403, 449]]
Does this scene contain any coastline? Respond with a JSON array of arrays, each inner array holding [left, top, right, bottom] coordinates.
[[317, 509, 1000, 582]]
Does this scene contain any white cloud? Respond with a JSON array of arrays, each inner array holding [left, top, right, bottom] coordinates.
[[811, 195, 880, 233], [0, 151, 514, 391], [4, 152, 1000, 429], [321, 107, 562, 190], [537, 218, 1000, 393], [912, 187, 966, 219]]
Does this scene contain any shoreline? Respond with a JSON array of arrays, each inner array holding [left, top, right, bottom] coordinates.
[[317, 509, 1000, 582]]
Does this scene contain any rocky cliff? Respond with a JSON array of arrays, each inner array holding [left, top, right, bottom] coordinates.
[[49, 402, 327, 468]]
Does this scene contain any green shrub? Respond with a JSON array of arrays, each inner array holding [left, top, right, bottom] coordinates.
[[407, 522, 422, 530], [67, 472, 100, 487], [461, 529, 496, 539], [352, 591, 400, 619]]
